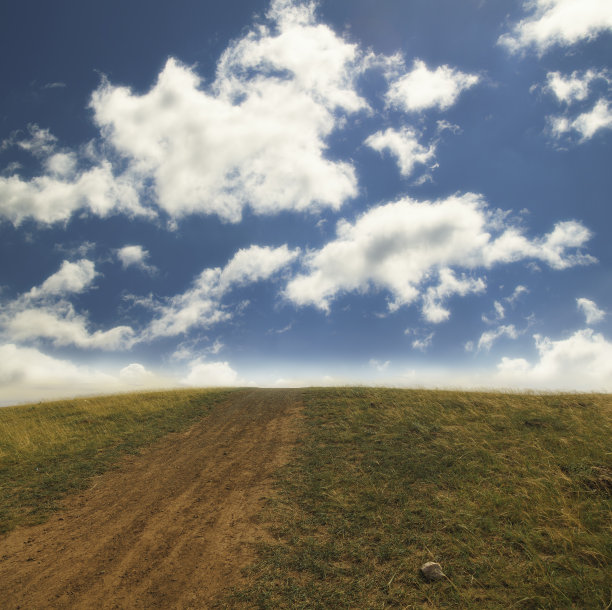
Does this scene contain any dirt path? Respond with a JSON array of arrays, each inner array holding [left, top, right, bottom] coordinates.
[[0, 388, 303, 609]]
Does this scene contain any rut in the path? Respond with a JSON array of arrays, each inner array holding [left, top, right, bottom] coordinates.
[[0, 388, 303, 609]]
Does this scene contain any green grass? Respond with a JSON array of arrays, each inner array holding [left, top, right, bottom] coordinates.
[[2, 387, 610, 607], [0, 388, 240, 533], [227, 388, 612, 609]]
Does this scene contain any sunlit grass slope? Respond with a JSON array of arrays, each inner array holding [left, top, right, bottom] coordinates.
[[230, 388, 612, 609], [0, 388, 239, 533]]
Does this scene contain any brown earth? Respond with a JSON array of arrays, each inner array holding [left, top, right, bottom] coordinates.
[[0, 388, 303, 609]]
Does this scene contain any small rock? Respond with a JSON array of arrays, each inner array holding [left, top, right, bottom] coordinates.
[[420, 561, 445, 581]]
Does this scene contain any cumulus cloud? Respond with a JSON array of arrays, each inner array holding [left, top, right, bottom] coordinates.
[[144, 244, 299, 339], [496, 329, 612, 391], [0, 343, 171, 405], [577, 297, 605, 324], [1, 0, 372, 226], [117, 245, 156, 274], [549, 99, 612, 141], [386, 59, 479, 112], [26, 259, 97, 299], [284, 193, 594, 319], [89, 0, 366, 223], [544, 69, 610, 105], [0, 259, 136, 351], [0, 343, 117, 405], [119, 362, 156, 385], [182, 359, 240, 386], [0, 160, 147, 226], [4, 305, 135, 350], [365, 127, 436, 178], [499, 0, 612, 54]]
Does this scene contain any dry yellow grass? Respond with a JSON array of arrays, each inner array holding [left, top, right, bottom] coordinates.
[[0, 388, 239, 533]]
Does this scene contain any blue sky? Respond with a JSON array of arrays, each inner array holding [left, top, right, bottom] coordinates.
[[1, 0, 611, 403]]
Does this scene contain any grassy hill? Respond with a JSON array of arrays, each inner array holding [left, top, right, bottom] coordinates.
[[1, 387, 610, 608], [228, 388, 611, 608], [0, 388, 239, 533]]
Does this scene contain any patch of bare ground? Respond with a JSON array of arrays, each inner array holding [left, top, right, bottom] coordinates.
[[0, 388, 303, 609]]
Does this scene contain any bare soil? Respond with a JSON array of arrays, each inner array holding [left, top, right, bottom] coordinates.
[[0, 388, 302, 609]]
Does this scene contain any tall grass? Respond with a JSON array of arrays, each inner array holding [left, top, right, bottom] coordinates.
[[0, 388, 239, 533], [229, 388, 612, 609]]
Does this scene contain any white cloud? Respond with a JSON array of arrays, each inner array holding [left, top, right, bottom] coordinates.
[[386, 59, 479, 112], [0, 259, 135, 351], [0, 343, 117, 405], [549, 99, 612, 141], [117, 245, 156, 274], [577, 297, 605, 324], [90, 0, 366, 223], [119, 362, 156, 385], [477, 324, 519, 351], [1, 1, 376, 226], [496, 329, 612, 391], [0, 344, 172, 405], [182, 360, 240, 386], [421, 268, 486, 323], [26, 259, 97, 299], [499, 0, 612, 54], [505, 285, 529, 304], [15, 124, 57, 157], [0, 160, 147, 226], [44, 152, 78, 178], [145, 244, 299, 339], [369, 358, 390, 371], [284, 193, 594, 319], [545, 69, 610, 105], [365, 127, 436, 178], [412, 332, 434, 352], [4, 305, 135, 350]]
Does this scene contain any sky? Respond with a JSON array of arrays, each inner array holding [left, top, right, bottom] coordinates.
[[1, 0, 611, 404]]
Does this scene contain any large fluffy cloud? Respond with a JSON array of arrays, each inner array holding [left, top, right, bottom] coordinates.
[[284, 193, 594, 319], [0, 343, 171, 405], [496, 329, 612, 391], [89, 0, 365, 222], [181, 360, 240, 387], [1, 0, 367, 225], [499, 0, 612, 53]]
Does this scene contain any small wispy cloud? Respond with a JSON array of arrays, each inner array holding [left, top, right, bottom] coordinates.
[[577, 297, 605, 325]]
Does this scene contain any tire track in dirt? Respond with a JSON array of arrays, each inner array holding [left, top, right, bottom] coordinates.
[[0, 388, 303, 609]]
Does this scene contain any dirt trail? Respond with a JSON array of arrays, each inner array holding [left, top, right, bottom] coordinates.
[[0, 388, 303, 609]]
